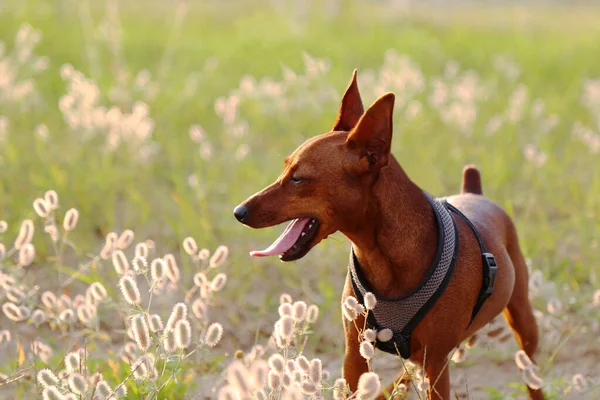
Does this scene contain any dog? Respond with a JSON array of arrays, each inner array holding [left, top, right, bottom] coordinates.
[[233, 70, 543, 400]]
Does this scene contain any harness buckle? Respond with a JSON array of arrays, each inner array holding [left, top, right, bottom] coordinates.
[[482, 253, 498, 296]]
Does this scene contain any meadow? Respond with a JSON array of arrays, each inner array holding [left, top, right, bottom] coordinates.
[[1, 0, 600, 398]]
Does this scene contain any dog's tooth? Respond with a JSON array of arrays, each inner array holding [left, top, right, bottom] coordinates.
[[301, 232, 306, 237]]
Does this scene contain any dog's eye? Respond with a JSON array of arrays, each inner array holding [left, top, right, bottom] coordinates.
[[290, 175, 303, 184]]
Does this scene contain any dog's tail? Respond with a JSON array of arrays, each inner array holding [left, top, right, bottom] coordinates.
[[461, 164, 483, 195]]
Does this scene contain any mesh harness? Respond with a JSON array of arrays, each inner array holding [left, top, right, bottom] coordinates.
[[348, 192, 498, 359]]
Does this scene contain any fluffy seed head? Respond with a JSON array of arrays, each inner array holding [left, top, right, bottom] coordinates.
[[0, 220, 8, 233], [227, 361, 250, 392], [68, 372, 88, 394], [59, 308, 76, 324], [77, 305, 96, 324], [466, 334, 479, 349], [521, 366, 544, 390], [342, 303, 358, 321], [344, 296, 358, 309], [163, 329, 176, 352], [268, 370, 281, 389], [119, 276, 141, 305], [150, 258, 165, 283], [217, 386, 239, 400], [357, 372, 381, 399], [210, 245, 229, 268], [300, 380, 317, 394], [297, 355, 310, 372], [515, 350, 533, 369], [15, 219, 34, 250], [278, 303, 293, 317], [148, 314, 163, 332], [64, 351, 81, 372], [377, 328, 393, 342], [44, 224, 59, 242], [114, 382, 128, 398], [593, 290, 600, 307], [18, 243, 36, 266], [117, 230, 135, 249], [279, 316, 295, 344], [6, 287, 25, 303], [309, 358, 322, 384], [3, 302, 26, 321], [451, 348, 466, 363], [205, 322, 223, 347], [0, 330, 12, 346], [182, 237, 198, 255], [32, 309, 46, 327], [359, 341, 375, 360], [211, 273, 227, 291], [42, 386, 63, 400], [364, 292, 377, 310], [63, 208, 79, 231], [282, 372, 293, 386], [33, 198, 50, 218], [334, 378, 348, 399], [0, 244, 5, 260], [198, 248, 210, 261], [163, 254, 180, 283], [363, 329, 377, 342], [268, 354, 285, 373], [251, 359, 269, 387], [44, 190, 59, 210], [112, 250, 130, 274], [572, 373, 588, 392], [131, 314, 151, 351], [89, 282, 108, 302], [132, 256, 147, 273], [292, 301, 307, 322], [37, 368, 59, 388], [354, 303, 366, 314], [174, 319, 192, 349], [96, 380, 112, 397], [135, 242, 149, 259], [193, 272, 207, 288], [166, 303, 187, 330], [306, 304, 319, 323], [280, 293, 293, 304], [286, 359, 297, 374]]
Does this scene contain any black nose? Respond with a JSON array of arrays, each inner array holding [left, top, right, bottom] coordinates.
[[233, 205, 249, 222]]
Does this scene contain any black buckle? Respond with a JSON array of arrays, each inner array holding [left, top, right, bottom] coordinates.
[[482, 252, 498, 296]]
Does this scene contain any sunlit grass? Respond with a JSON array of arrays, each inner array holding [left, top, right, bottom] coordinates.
[[1, 0, 599, 398]]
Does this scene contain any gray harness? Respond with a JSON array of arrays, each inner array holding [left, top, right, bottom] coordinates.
[[349, 192, 498, 359]]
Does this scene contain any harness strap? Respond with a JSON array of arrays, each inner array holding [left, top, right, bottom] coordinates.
[[442, 202, 498, 327], [348, 196, 498, 359]]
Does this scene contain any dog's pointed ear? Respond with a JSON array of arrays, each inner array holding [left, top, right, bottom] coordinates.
[[345, 92, 395, 171], [332, 69, 364, 132]]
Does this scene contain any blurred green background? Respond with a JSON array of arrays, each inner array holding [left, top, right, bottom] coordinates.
[[1, 0, 599, 362]]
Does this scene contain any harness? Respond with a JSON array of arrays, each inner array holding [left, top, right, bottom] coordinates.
[[348, 192, 498, 359]]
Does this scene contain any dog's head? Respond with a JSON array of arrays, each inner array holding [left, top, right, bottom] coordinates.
[[234, 70, 396, 261]]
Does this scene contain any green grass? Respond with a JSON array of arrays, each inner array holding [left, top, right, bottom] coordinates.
[[1, 0, 600, 397]]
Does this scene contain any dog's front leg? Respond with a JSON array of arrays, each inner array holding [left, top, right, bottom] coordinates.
[[342, 312, 369, 392], [424, 358, 451, 400]]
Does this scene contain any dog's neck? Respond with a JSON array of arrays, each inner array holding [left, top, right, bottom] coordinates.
[[341, 157, 439, 298]]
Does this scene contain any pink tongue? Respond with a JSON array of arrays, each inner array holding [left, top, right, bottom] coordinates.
[[250, 218, 310, 257]]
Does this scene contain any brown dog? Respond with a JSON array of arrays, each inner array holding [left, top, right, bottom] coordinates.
[[233, 70, 543, 399]]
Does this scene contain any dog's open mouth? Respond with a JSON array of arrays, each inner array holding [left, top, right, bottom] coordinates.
[[250, 217, 320, 261]]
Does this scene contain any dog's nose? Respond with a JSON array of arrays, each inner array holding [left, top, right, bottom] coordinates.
[[233, 205, 249, 222]]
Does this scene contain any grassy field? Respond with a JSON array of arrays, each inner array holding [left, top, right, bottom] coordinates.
[[1, 0, 600, 398]]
